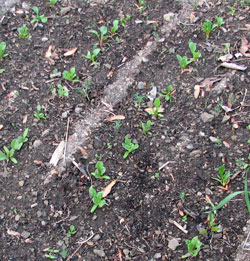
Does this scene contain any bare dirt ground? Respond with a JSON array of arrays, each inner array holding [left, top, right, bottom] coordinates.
[[0, 0, 250, 260]]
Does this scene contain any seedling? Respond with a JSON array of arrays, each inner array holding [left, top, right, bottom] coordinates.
[[57, 84, 69, 97], [49, 0, 58, 5], [89, 187, 106, 213], [176, 55, 193, 72], [0, 42, 8, 58], [188, 41, 201, 61], [120, 14, 131, 27], [227, 6, 236, 16], [34, 102, 48, 120], [200, 211, 220, 235], [66, 225, 77, 237], [0, 69, 5, 73], [18, 24, 30, 39], [141, 120, 152, 135], [113, 119, 122, 131], [122, 135, 139, 159], [180, 192, 185, 202], [14, 128, 29, 150], [135, 0, 148, 14], [44, 249, 68, 259], [89, 26, 108, 48], [85, 48, 101, 64], [63, 67, 79, 83], [212, 165, 231, 187], [155, 172, 160, 178], [134, 93, 146, 109], [214, 16, 224, 28], [110, 20, 119, 34], [31, 6, 48, 24], [224, 43, 230, 54], [146, 98, 164, 117], [91, 161, 110, 179], [77, 77, 92, 100], [159, 85, 173, 102], [203, 19, 216, 40], [182, 236, 202, 258]]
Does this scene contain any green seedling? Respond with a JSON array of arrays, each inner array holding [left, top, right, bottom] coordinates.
[[18, 24, 30, 39], [0, 42, 8, 58], [159, 85, 173, 102], [224, 43, 230, 54], [66, 225, 77, 237], [57, 84, 69, 97], [49, 0, 58, 5], [200, 211, 220, 235], [180, 192, 185, 202], [155, 172, 160, 178], [141, 120, 152, 135], [146, 98, 164, 117], [77, 77, 92, 100], [85, 48, 101, 64], [136, 0, 148, 14], [214, 16, 224, 28], [91, 161, 110, 179], [227, 6, 236, 16], [120, 14, 131, 27], [212, 165, 231, 187], [134, 93, 146, 109], [113, 119, 122, 131], [107, 143, 112, 149], [236, 158, 249, 170], [44, 249, 68, 259], [110, 20, 119, 34], [13, 208, 18, 214], [31, 6, 48, 24], [14, 128, 29, 150], [122, 135, 139, 159], [89, 26, 108, 48], [176, 55, 193, 72], [0, 145, 17, 164], [203, 19, 217, 40], [0, 69, 5, 73], [34, 102, 48, 120], [63, 67, 79, 83], [182, 236, 202, 258], [188, 41, 201, 61], [89, 187, 106, 213]]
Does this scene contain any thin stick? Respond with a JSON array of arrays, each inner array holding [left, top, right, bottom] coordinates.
[[169, 219, 188, 234], [66, 232, 94, 261], [64, 117, 70, 164], [240, 89, 248, 106], [159, 161, 175, 171]]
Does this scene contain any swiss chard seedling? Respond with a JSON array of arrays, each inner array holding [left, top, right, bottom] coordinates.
[[135, 0, 148, 14], [91, 161, 110, 179], [110, 20, 119, 34], [214, 16, 224, 28], [18, 24, 30, 39], [44, 249, 68, 259], [63, 67, 79, 83], [159, 85, 173, 102], [120, 14, 131, 27], [89, 26, 108, 48], [66, 225, 77, 237], [188, 40, 201, 61], [212, 165, 231, 187], [227, 6, 236, 16], [31, 6, 48, 24], [182, 236, 202, 258], [200, 211, 220, 235], [49, 0, 58, 5], [203, 19, 217, 40], [146, 98, 164, 117], [34, 102, 48, 120], [89, 187, 106, 213], [57, 84, 69, 97], [85, 48, 101, 64], [176, 55, 193, 73], [134, 93, 146, 109], [141, 120, 152, 135], [122, 135, 139, 159], [0, 42, 8, 58]]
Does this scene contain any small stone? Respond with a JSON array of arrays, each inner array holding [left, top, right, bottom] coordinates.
[[33, 140, 42, 149], [197, 191, 202, 196], [123, 249, 130, 257], [61, 111, 68, 118], [60, 6, 71, 15], [163, 12, 175, 22], [41, 37, 48, 42], [138, 81, 145, 89], [168, 238, 179, 250], [93, 249, 106, 257], [142, 57, 149, 63], [75, 107, 82, 113], [222, 115, 230, 123], [21, 231, 30, 239], [19, 180, 25, 187], [205, 188, 213, 195], [186, 144, 194, 150], [41, 221, 47, 226], [37, 211, 43, 218], [209, 136, 219, 143], [190, 150, 202, 157], [42, 129, 50, 137], [15, 214, 21, 221], [154, 253, 162, 259], [44, 200, 49, 206], [50, 72, 62, 78], [201, 112, 214, 123], [231, 135, 237, 141], [93, 234, 101, 241]]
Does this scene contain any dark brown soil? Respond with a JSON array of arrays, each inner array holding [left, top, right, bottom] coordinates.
[[0, 0, 250, 260]]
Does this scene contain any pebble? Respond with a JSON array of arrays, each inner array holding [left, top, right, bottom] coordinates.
[[168, 238, 179, 250], [142, 57, 149, 63], [21, 231, 30, 239], [123, 249, 130, 257], [197, 191, 202, 197], [163, 12, 175, 22], [209, 136, 219, 143], [222, 115, 230, 123], [37, 211, 43, 218], [75, 107, 82, 113], [50, 72, 62, 78], [231, 135, 237, 141], [186, 144, 194, 150], [62, 111, 68, 118], [93, 234, 101, 241], [93, 249, 106, 257], [205, 188, 213, 195], [138, 81, 145, 89], [19, 180, 25, 187], [60, 6, 71, 15], [33, 140, 42, 149], [153, 253, 162, 259], [41, 37, 48, 42], [201, 112, 214, 123], [15, 214, 21, 221]]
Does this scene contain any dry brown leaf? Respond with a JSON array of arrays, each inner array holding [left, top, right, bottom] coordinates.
[[194, 85, 201, 99], [103, 180, 117, 198], [7, 229, 21, 237], [190, 13, 195, 23], [45, 45, 52, 58], [105, 115, 125, 121], [34, 160, 45, 166], [64, 47, 77, 56], [218, 53, 233, 62], [78, 146, 88, 156], [178, 209, 184, 216], [240, 36, 250, 57], [223, 141, 230, 148], [205, 194, 211, 203], [23, 114, 28, 124], [220, 62, 247, 71]]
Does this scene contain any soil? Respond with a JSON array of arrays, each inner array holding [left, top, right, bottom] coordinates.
[[0, 0, 250, 260]]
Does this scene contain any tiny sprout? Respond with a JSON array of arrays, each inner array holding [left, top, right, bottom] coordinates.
[[122, 135, 139, 159], [18, 24, 30, 39], [31, 6, 48, 24], [176, 55, 193, 72]]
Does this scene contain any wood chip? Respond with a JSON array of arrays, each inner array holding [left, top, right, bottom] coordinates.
[[103, 180, 117, 198], [105, 115, 125, 121], [64, 47, 77, 56]]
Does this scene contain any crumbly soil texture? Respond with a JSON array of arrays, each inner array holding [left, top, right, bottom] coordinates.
[[0, 0, 250, 260]]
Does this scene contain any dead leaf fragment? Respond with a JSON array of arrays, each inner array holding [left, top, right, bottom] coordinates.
[[78, 146, 88, 156], [103, 180, 117, 198], [64, 47, 77, 57], [223, 141, 230, 148], [240, 36, 250, 57], [194, 85, 201, 99], [105, 115, 125, 121], [23, 114, 28, 124], [7, 229, 21, 237], [218, 53, 233, 62], [220, 62, 247, 71], [45, 45, 52, 58], [190, 13, 195, 23]]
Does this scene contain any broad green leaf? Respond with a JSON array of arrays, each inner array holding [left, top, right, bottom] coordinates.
[[89, 187, 96, 197], [11, 157, 18, 164], [154, 98, 161, 108], [3, 146, 10, 155], [0, 152, 7, 160], [93, 48, 100, 56], [91, 204, 97, 213], [99, 26, 108, 36], [32, 6, 39, 15], [99, 199, 106, 207]]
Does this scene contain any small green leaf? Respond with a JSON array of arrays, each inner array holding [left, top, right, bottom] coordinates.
[[0, 152, 7, 160], [32, 6, 39, 15]]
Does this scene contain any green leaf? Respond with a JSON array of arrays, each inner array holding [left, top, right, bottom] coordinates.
[[99, 199, 106, 207], [59, 250, 68, 258], [0, 152, 7, 160], [89, 187, 96, 197], [244, 169, 250, 215], [48, 249, 60, 253], [123, 151, 129, 159], [32, 6, 39, 15], [154, 98, 161, 108], [91, 204, 97, 213], [3, 146, 10, 155], [41, 16, 48, 23], [11, 157, 18, 164], [89, 30, 99, 38], [93, 48, 101, 57], [99, 26, 108, 36]]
